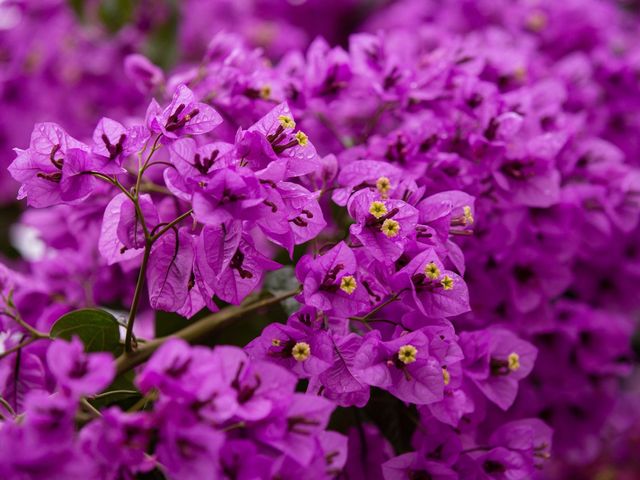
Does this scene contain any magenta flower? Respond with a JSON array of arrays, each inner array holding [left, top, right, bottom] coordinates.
[[296, 242, 369, 317], [4, 1, 640, 477], [457, 447, 531, 480], [117, 194, 159, 251], [168, 137, 234, 184], [98, 193, 145, 265], [214, 345, 297, 422], [155, 421, 224, 480], [245, 322, 333, 377], [354, 330, 444, 405], [147, 228, 196, 313], [192, 167, 265, 225], [253, 181, 326, 255], [91, 117, 149, 167], [382, 453, 458, 480], [195, 222, 280, 305], [250, 393, 336, 467], [218, 440, 275, 479], [348, 189, 419, 262], [146, 84, 222, 139], [80, 408, 155, 478], [124, 54, 164, 94], [241, 102, 322, 181], [391, 248, 470, 318], [309, 333, 370, 408], [460, 328, 537, 410], [492, 133, 566, 208], [8, 123, 97, 207], [47, 338, 115, 398]]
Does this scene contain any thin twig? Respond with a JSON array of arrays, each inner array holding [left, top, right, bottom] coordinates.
[[116, 287, 301, 375], [350, 290, 405, 324], [91, 390, 139, 400], [150, 209, 193, 242], [80, 398, 102, 418], [0, 311, 49, 339], [124, 240, 152, 353], [127, 389, 158, 413], [0, 396, 16, 417], [0, 337, 39, 360]]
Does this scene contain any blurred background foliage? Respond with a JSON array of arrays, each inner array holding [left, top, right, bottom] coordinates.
[[68, 0, 180, 69]]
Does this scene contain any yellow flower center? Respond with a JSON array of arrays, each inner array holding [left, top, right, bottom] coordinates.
[[440, 275, 454, 290], [271, 339, 282, 347], [292, 342, 311, 362], [376, 176, 391, 195], [398, 345, 418, 365], [295, 131, 309, 147], [259, 85, 272, 100], [278, 115, 296, 129], [340, 275, 357, 294], [526, 11, 547, 32], [381, 219, 400, 238], [508, 352, 520, 371], [424, 262, 441, 280], [442, 367, 450, 385], [463, 205, 474, 225], [514, 66, 527, 82], [369, 201, 388, 218]]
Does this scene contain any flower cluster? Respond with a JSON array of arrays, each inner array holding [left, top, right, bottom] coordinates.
[[1, 0, 640, 479], [0, 338, 344, 478]]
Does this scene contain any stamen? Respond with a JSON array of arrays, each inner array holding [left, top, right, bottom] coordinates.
[[440, 275, 454, 290], [442, 367, 450, 385], [376, 176, 391, 195], [424, 262, 441, 280], [263, 200, 278, 213], [381, 219, 400, 237], [291, 342, 311, 362], [508, 352, 520, 371], [295, 131, 309, 147], [526, 11, 547, 32], [37, 172, 62, 183], [398, 345, 418, 365], [340, 275, 357, 294], [278, 115, 296, 129], [463, 205, 474, 224], [230, 249, 253, 279], [369, 201, 388, 218], [165, 104, 200, 132], [49, 144, 64, 169], [287, 415, 321, 435], [291, 217, 308, 227], [259, 85, 271, 100]]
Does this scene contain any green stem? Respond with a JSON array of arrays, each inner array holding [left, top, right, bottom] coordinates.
[[350, 289, 404, 324], [1, 310, 49, 339], [127, 389, 158, 412], [0, 396, 16, 417], [91, 390, 139, 400], [0, 337, 39, 360], [116, 287, 300, 375], [125, 240, 152, 353], [150, 209, 193, 242], [80, 398, 102, 418]]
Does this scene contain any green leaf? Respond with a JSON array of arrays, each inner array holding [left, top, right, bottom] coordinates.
[[98, 0, 135, 33], [90, 371, 140, 409], [50, 309, 121, 354], [67, 0, 85, 19], [364, 388, 418, 454], [143, 0, 179, 70]]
